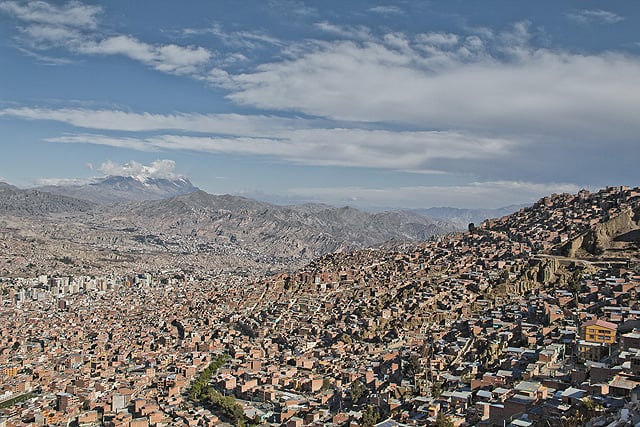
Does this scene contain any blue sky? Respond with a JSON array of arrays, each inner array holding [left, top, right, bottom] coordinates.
[[0, 1, 638, 209]]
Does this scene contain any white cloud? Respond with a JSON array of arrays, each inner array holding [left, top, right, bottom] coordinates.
[[97, 159, 179, 180], [464, 35, 483, 50], [34, 160, 185, 187], [20, 24, 82, 45], [415, 32, 459, 47], [267, 0, 316, 17], [79, 35, 212, 75], [314, 22, 373, 42], [149, 130, 511, 170], [286, 181, 582, 209], [567, 9, 624, 25], [45, 134, 156, 152], [80, 35, 155, 62], [0, 107, 316, 135], [44, 128, 515, 172], [218, 37, 640, 145], [15, 46, 75, 64], [6, 106, 516, 172], [193, 23, 283, 49], [368, 6, 404, 15], [34, 177, 89, 186], [0, 0, 101, 29], [383, 32, 411, 52], [1, 1, 213, 77]]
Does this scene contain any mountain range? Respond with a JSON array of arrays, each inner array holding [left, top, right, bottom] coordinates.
[[0, 177, 457, 276], [2, 178, 639, 279], [32, 175, 522, 231]]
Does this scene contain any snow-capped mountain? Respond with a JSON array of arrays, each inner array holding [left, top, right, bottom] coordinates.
[[36, 175, 199, 204]]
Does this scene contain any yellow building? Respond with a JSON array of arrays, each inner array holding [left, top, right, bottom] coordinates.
[[582, 319, 617, 344], [1, 366, 18, 377], [578, 319, 617, 361]]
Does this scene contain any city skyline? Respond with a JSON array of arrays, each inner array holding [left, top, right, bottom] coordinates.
[[1, 1, 639, 209]]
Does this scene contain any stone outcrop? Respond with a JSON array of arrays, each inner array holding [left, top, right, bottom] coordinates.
[[562, 207, 640, 257]]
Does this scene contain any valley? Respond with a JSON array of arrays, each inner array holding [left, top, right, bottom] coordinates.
[[1, 185, 640, 426]]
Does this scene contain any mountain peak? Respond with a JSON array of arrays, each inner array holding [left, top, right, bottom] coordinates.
[[36, 175, 199, 204], [0, 181, 19, 191]]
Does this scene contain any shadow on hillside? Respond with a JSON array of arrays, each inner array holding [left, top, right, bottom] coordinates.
[[613, 229, 640, 243]]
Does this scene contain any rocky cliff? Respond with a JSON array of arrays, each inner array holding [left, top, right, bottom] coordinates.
[[562, 207, 640, 257]]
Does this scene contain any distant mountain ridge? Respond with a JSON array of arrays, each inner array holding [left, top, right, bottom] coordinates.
[[102, 190, 457, 261], [0, 182, 95, 215], [0, 181, 457, 276], [2, 182, 638, 278], [36, 175, 199, 203], [411, 204, 528, 230]]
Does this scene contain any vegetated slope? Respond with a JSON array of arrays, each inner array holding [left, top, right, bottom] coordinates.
[[37, 175, 199, 204], [0, 182, 95, 215]]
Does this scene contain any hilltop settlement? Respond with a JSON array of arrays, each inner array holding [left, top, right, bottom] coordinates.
[[1, 186, 640, 427]]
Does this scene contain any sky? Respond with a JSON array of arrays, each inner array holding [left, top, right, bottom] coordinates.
[[0, 1, 639, 209]]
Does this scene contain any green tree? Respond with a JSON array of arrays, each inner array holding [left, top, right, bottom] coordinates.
[[406, 353, 423, 385], [350, 379, 366, 404], [431, 381, 443, 399], [436, 412, 454, 427], [582, 397, 595, 411], [568, 268, 583, 306], [361, 404, 380, 427]]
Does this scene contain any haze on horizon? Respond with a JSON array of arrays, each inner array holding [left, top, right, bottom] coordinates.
[[0, 1, 638, 209]]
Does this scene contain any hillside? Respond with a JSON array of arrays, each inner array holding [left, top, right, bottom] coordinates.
[[98, 191, 456, 264], [3, 182, 637, 279], [0, 182, 95, 215], [0, 186, 455, 276], [263, 186, 640, 305], [483, 187, 640, 259]]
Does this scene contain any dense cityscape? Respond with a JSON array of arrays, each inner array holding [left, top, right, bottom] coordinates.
[[1, 186, 639, 427], [2, 1, 639, 426]]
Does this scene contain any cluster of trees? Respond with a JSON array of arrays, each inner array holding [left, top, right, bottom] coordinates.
[[189, 355, 246, 426], [0, 392, 36, 409], [436, 412, 454, 427], [350, 379, 366, 403], [347, 381, 382, 427], [361, 404, 380, 427], [201, 389, 246, 426], [189, 355, 227, 401]]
